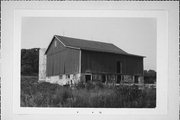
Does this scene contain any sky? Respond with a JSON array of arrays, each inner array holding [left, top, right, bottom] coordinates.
[[21, 17, 156, 71]]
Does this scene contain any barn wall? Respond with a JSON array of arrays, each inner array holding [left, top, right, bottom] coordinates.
[[81, 50, 143, 75], [46, 37, 80, 76], [125, 55, 144, 75]]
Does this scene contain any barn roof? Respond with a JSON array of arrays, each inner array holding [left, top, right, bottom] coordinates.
[[45, 35, 144, 57]]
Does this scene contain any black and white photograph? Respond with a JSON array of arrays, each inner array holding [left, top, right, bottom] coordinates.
[[21, 17, 156, 108], [1, 1, 179, 120]]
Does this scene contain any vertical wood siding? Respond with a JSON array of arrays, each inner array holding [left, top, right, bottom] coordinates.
[[46, 37, 80, 76], [81, 50, 143, 75]]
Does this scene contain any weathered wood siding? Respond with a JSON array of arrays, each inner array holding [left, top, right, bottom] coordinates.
[[81, 50, 143, 75], [46, 37, 80, 76]]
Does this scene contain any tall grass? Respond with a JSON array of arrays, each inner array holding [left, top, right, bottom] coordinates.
[[21, 76, 156, 108]]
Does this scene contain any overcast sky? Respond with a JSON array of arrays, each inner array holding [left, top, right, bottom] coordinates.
[[21, 17, 156, 71]]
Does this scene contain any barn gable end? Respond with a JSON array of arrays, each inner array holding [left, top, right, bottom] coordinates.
[[45, 36, 66, 55], [45, 36, 80, 77]]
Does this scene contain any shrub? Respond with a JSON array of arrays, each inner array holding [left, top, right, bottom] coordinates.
[[75, 80, 85, 89], [95, 81, 104, 89], [85, 81, 95, 90]]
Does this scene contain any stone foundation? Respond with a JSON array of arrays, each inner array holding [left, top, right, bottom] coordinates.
[[45, 73, 81, 86], [80, 73, 143, 85]]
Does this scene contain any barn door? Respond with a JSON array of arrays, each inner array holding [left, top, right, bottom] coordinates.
[[134, 76, 139, 83], [85, 74, 92, 82], [102, 74, 106, 83], [117, 75, 121, 84], [117, 61, 122, 73]]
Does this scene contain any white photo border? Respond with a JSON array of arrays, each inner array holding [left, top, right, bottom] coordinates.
[[13, 10, 168, 115], [2, 1, 179, 120]]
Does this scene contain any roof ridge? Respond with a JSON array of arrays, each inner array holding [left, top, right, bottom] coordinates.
[[55, 35, 113, 45], [55, 35, 81, 50], [54, 35, 129, 54], [45, 35, 144, 57]]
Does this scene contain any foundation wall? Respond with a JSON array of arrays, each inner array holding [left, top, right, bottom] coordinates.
[[45, 73, 81, 86], [138, 76, 144, 84], [81, 73, 144, 85]]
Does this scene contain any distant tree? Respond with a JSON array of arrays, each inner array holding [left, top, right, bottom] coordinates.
[[21, 48, 40, 76], [144, 69, 156, 84], [143, 70, 148, 76], [148, 70, 156, 76]]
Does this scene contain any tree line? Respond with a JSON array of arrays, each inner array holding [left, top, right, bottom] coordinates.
[[21, 48, 40, 76], [143, 70, 156, 84]]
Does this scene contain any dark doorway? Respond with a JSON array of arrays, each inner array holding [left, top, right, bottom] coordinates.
[[117, 75, 121, 84], [134, 76, 139, 83], [85, 75, 91, 82], [117, 61, 122, 73], [102, 75, 106, 83]]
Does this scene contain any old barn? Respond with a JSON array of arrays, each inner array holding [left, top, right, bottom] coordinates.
[[40, 35, 144, 85]]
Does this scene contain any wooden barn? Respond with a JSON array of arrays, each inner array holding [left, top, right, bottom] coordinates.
[[42, 35, 144, 85]]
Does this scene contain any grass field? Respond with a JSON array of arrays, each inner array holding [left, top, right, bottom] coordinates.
[[21, 76, 156, 108]]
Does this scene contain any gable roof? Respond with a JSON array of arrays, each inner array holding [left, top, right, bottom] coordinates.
[[45, 35, 144, 57]]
